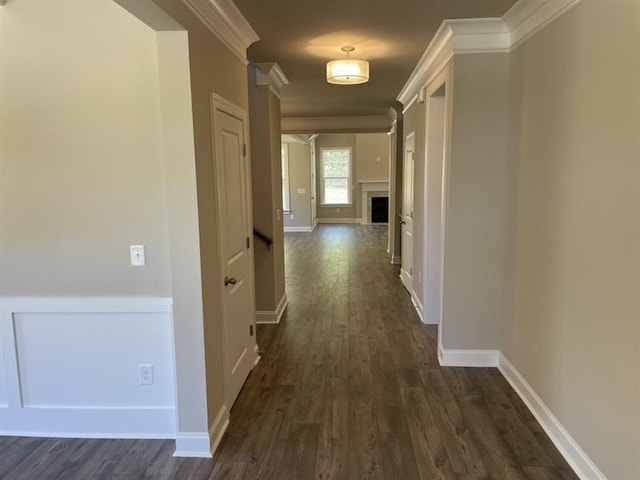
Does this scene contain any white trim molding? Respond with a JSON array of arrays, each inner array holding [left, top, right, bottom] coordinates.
[[284, 226, 314, 233], [255, 62, 289, 98], [410, 290, 425, 323], [282, 115, 392, 134], [174, 402, 229, 458], [438, 346, 500, 367], [497, 354, 606, 480], [256, 293, 288, 325], [316, 218, 362, 225], [182, 0, 259, 63], [503, 0, 581, 49], [397, 0, 582, 105], [391, 255, 401, 265]]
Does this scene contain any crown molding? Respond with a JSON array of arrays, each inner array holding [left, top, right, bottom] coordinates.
[[182, 0, 258, 63], [397, 0, 582, 105], [255, 62, 289, 99], [503, 0, 581, 49], [281, 115, 392, 135], [282, 134, 310, 145]]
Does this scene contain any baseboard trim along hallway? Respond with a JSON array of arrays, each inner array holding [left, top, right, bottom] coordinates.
[[438, 345, 606, 480], [255, 293, 288, 324]]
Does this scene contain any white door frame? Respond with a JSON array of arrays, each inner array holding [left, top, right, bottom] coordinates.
[[400, 131, 415, 292], [421, 64, 453, 355], [210, 93, 259, 409]]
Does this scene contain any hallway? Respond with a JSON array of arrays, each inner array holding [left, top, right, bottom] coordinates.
[[216, 224, 578, 479], [0, 225, 578, 479]]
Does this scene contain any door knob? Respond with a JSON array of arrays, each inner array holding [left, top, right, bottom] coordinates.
[[224, 276, 237, 286]]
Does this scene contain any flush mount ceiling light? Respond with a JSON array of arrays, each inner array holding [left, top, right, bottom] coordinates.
[[326, 46, 369, 85]]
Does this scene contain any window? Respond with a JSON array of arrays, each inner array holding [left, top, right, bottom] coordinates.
[[281, 143, 290, 212], [320, 147, 352, 205]]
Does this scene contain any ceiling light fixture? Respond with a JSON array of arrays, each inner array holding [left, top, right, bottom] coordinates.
[[326, 46, 369, 85]]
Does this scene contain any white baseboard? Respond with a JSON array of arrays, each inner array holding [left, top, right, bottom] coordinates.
[[437, 345, 605, 479], [438, 345, 499, 367], [391, 255, 401, 265], [497, 353, 606, 480], [410, 290, 425, 323], [174, 402, 229, 458], [256, 293, 288, 324], [284, 225, 314, 232], [399, 269, 412, 292], [253, 343, 261, 366], [173, 432, 212, 458], [316, 218, 362, 224]]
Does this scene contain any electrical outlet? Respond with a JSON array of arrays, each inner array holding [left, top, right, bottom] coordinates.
[[139, 364, 154, 385]]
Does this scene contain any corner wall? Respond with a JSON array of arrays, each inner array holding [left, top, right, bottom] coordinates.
[[248, 65, 287, 322], [0, 0, 175, 437], [283, 141, 313, 230], [506, 2, 640, 477], [442, 53, 511, 350]]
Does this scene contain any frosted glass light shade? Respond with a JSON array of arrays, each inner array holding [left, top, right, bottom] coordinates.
[[326, 58, 369, 85]]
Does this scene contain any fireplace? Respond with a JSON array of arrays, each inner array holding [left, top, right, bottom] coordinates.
[[359, 181, 390, 224], [371, 196, 389, 223]]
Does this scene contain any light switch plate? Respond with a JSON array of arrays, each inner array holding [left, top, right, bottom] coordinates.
[[130, 245, 145, 266]]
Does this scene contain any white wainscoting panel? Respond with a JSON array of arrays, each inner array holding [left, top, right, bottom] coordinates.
[[0, 297, 176, 438]]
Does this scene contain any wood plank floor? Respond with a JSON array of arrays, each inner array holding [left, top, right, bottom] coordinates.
[[0, 225, 578, 480]]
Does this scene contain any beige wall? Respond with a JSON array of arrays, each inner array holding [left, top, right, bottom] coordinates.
[[355, 133, 390, 220], [355, 133, 389, 181], [153, 0, 252, 436], [0, 0, 171, 297], [284, 142, 313, 229], [248, 65, 286, 312], [442, 53, 511, 349], [505, 1, 640, 477], [424, 93, 446, 325], [269, 93, 286, 308]]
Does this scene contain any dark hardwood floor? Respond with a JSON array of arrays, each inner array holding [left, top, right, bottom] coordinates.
[[0, 225, 577, 479]]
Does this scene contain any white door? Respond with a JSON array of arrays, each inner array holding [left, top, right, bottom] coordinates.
[[310, 139, 317, 226], [400, 132, 415, 292], [211, 95, 256, 408]]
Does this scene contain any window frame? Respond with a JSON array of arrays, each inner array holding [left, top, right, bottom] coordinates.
[[281, 143, 291, 213], [319, 146, 353, 206]]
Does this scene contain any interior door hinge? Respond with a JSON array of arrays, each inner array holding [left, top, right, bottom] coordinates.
[[249, 324, 254, 337], [242, 143, 247, 157], [246, 236, 250, 249]]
